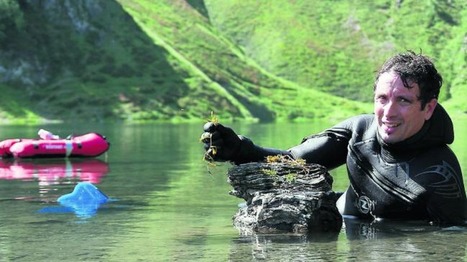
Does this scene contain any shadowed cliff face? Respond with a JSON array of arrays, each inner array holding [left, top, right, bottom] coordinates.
[[186, 0, 209, 18], [2, 0, 107, 86], [0, 0, 192, 122], [4, 0, 157, 87]]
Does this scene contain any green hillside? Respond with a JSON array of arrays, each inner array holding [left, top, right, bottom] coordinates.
[[0, 0, 465, 124]]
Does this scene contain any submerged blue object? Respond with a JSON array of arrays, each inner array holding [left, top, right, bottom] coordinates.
[[58, 182, 108, 205], [56, 182, 109, 218]]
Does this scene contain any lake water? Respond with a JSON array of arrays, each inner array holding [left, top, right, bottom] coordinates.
[[0, 117, 466, 261]]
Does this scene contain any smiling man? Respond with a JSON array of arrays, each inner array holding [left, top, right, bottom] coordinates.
[[374, 71, 437, 144], [201, 51, 466, 226]]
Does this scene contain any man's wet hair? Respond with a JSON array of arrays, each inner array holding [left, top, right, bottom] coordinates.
[[374, 50, 443, 109]]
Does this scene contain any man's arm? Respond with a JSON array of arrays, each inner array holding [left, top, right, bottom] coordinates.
[[289, 127, 351, 170], [289, 115, 364, 169]]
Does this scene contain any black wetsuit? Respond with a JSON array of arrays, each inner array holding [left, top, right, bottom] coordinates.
[[289, 105, 466, 225]]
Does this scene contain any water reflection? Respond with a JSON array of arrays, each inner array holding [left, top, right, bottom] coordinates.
[[342, 217, 447, 240], [341, 218, 467, 261], [227, 219, 467, 261], [0, 158, 109, 184], [230, 232, 341, 260]]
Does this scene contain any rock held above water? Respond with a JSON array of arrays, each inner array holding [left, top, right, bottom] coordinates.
[[227, 160, 342, 235]]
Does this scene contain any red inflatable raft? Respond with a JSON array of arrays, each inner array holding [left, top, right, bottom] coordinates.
[[0, 132, 110, 159]]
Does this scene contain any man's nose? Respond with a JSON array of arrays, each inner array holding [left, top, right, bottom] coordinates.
[[383, 100, 398, 117]]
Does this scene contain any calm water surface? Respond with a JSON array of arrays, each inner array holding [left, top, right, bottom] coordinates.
[[0, 117, 466, 261]]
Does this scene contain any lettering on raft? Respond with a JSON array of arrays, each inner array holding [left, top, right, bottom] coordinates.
[[44, 145, 65, 150]]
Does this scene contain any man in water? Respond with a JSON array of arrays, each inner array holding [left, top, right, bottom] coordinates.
[[201, 51, 466, 226]]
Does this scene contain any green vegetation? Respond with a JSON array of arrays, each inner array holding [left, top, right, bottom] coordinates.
[[0, 0, 465, 124]]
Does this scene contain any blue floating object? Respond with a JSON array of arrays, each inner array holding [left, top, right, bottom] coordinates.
[[56, 182, 109, 218], [58, 182, 108, 206]]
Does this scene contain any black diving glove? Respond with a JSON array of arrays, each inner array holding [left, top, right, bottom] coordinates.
[[200, 122, 290, 165]]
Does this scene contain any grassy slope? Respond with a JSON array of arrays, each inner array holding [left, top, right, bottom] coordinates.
[[115, 0, 372, 122], [205, 0, 467, 108], [0, 0, 465, 124]]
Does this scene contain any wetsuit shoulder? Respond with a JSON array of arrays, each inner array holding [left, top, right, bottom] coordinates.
[[289, 114, 374, 169]]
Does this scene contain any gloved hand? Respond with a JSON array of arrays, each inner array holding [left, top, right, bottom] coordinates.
[[201, 122, 291, 165], [200, 122, 244, 163]]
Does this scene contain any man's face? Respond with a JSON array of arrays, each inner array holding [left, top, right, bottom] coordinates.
[[374, 71, 437, 144]]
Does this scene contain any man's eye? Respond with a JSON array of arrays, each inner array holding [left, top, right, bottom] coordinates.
[[375, 96, 387, 103], [398, 98, 411, 104]]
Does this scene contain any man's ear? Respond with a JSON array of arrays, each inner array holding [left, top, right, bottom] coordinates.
[[424, 99, 438, 120]]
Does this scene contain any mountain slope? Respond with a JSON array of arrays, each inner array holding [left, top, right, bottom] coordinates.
[[117, 0, 372, 122], [0, 0, 465, 124]]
